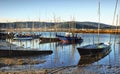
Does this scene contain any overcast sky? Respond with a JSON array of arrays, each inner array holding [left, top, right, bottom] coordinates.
[[0, 0, 119, 25]]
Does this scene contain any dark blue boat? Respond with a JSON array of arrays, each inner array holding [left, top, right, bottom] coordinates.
[[77, 43, 111, 56]]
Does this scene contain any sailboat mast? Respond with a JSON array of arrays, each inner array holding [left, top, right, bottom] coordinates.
[[98, 0, 100, 43], [109, 0, 119, 43]]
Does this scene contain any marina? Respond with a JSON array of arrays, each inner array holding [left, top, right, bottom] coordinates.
[[0, 0, 120, 73]]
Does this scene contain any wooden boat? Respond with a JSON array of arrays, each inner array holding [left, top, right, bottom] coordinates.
[[77, 43, 111, 56], [56, 33, 82, 43]]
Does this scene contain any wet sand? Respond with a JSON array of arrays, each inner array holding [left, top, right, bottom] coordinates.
[[52, 65, 120, 74], [0, 65, 120, 74]]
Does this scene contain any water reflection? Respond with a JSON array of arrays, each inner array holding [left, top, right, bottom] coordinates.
[[0, 33, 120, 70], [56, 39, 83, 46]]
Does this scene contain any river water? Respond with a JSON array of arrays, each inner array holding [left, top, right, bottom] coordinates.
[[0, 32, 120, 71]]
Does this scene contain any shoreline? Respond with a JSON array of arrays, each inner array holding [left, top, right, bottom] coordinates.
[[0, 28, 120, 34]]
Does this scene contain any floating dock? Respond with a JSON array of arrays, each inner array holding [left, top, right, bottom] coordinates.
[[0, 49, 53, 57]]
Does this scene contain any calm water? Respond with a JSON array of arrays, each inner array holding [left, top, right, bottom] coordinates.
[[0, 32, 120, 71]]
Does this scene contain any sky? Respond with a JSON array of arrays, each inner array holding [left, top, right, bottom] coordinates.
[[0, 0, 120, 25]]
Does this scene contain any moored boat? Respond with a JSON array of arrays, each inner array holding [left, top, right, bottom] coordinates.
[[13, 33, 41, 40], [77, 43, 111, 56]]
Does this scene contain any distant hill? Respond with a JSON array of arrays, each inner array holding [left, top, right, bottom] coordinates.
[[56, 21, 116, 29], [0, 21, 117, 29]]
